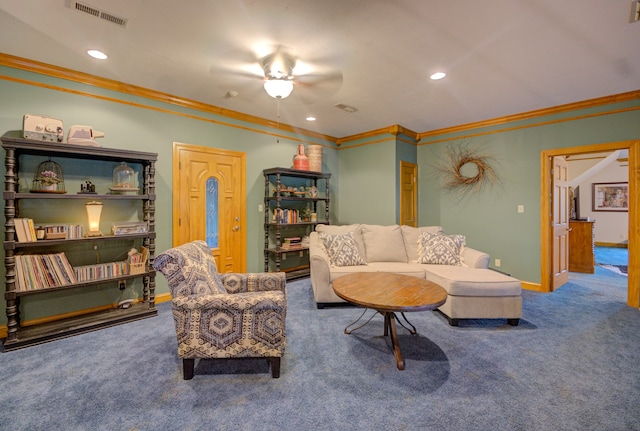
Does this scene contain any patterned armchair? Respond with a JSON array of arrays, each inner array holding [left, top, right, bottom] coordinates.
[[153, 241, 287, 379]]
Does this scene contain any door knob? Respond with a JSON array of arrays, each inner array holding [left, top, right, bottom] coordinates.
[[232, 226, 240, 231]]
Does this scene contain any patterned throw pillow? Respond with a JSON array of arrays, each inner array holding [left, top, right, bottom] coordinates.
[[417, 232, 465, 265], [319, 232, 367, 267]]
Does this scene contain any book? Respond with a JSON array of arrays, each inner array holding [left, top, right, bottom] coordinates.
[[26, 219, 37, 242], [14, 218, 29, 242]]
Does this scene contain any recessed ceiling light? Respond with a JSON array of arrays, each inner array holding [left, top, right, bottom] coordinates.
[[306, 116, 316, 122], [87, 50, 108, 60], [430, 72, 446, 80]]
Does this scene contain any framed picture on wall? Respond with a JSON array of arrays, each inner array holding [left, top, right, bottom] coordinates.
[[592, 182, 628, 212]]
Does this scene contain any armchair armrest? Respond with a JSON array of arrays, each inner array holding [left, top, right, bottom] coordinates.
[[219, 272, 286, 294], [172, 290, 287, 311]]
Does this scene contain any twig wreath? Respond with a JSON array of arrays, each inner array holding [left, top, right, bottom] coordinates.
[[432, 142, 501, 198]]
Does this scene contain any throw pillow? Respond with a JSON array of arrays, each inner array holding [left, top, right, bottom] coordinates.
[[361, 224, 407, 262], [400, 225, 445, 262], [417, 232, 465, 265], [319, 232, 367, 267]]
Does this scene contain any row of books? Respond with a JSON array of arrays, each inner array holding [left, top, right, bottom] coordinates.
[[15, 253, 77, 291], [273, 208, 304, 224], [14, 218, 83, 242], [14, 252, 145, 291], [14, 218, 37, 242], [42, 224, 84, 240], [74, 261, 129, 283]]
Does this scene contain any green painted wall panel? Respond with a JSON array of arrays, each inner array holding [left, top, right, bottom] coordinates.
[[338, 141, 396, 225]]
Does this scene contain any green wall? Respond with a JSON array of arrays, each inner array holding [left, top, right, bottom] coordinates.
[[418, 100, 640, 283], [337, 137, 396, 224]]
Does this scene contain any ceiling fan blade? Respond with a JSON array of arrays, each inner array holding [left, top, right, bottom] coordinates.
[[293, 70, 343, 103]]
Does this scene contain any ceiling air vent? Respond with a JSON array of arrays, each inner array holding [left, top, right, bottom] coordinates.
[[66, 1, 128, 28], [335, 103, 358, 113]]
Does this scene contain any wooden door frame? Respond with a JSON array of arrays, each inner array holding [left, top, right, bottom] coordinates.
[[540, 140, 638, 307], [399, 160, 418, 227]]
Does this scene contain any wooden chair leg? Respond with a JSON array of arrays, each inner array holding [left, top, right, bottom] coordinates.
[[270, 357, 281, 378], [183, 358, 195, 380]]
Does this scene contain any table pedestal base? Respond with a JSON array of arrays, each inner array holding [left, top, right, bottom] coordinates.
[[344, 309, 417, 370]]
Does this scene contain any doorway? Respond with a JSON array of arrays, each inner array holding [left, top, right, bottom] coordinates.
[[540, 140, 638, 307], [172, 142, 247, 272]]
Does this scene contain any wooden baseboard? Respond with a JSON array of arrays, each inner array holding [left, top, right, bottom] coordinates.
[[521, 281, 544, 292], [595, 242, 628, 248], [155, 292, 171, 303]]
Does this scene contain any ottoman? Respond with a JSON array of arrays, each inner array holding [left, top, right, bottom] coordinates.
[[423, 265, 522, 326]]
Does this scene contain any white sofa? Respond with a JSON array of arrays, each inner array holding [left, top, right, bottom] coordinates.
[[309, 224, 522, 326]]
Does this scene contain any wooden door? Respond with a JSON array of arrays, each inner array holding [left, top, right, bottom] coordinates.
[[400, 161, 418, 227], [173, 142, 246, 272], [551, 155, 569, 290]]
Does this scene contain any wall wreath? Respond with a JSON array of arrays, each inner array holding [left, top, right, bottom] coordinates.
[[432, 143, 501, 198]]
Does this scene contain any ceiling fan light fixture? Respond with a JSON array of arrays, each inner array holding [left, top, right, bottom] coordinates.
[[264, 78, 294, 99]]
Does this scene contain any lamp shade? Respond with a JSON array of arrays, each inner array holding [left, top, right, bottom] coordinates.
[[85, 201, 103, 237], [264, 78, 294, 99]]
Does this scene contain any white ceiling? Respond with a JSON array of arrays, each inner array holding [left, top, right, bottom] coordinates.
[[1, 0, 639, 138]]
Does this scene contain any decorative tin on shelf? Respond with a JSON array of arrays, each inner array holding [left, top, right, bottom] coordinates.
[[111, 221, 148, 235], [31, 158, 66, 193]]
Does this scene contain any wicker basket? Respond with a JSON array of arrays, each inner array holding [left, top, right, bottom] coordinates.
[[128, 261, 146, 275]]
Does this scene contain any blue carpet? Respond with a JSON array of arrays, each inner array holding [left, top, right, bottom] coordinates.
[[0, 256, 638, 430]]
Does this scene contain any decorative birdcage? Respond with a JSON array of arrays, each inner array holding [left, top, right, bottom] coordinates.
[[31, 158, 66, 193]]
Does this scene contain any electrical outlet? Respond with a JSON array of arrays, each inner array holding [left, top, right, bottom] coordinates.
[[495, 259, 501, 267], [258, 204, 264, 212], [517, 205, 524, 213], [299, 251, 304, 257], [118, 280, 126, 290], [282, 253, 286, 260]]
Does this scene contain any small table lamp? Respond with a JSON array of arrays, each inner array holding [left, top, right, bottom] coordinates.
[[85, 201, 103, 237]]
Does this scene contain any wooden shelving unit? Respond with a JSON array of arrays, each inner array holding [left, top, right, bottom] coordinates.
[[263, 167, 331, 280], [2, 136, 158, 351]]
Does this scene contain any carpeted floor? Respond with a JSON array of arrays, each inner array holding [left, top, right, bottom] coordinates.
[[595, 245, 628, 276], [0, 247, 637, 431]]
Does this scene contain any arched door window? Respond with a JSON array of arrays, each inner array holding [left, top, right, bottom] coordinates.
[[206, 177, 219, 248]]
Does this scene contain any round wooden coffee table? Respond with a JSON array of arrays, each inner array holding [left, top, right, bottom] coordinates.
[[332, 272, 447, 370]]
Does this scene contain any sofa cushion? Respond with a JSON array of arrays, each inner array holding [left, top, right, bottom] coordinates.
[[417, 232, 465, 265], [401, 225, 445, 262], [316, 224, 365, 259], [367, 262, 426, 278], [423, 266, 521, 297], [319, 232, 367, 267], [361, 224, 407, 262]]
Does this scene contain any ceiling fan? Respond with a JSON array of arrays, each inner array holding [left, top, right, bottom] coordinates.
[[214, 46, 343, 103]]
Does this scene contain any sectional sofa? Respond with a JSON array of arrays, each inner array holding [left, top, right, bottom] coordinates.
[[308, 224, 522, 326]]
